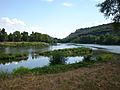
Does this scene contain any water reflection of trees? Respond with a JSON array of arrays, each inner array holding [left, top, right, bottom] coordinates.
[[0, 58, 28, 65], [49, 52, 67, 65]]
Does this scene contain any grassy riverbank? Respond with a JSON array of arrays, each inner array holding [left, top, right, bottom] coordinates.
[[0, 42, 49, 47], [0, 55, 120, 90], [0, 47, 119, 90]]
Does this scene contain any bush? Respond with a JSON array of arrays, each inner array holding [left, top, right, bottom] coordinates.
[[96, 54, 114, 62], [50, 52, 66, 65], [12, 67, 31, 75], [83, 55, 92, 62]]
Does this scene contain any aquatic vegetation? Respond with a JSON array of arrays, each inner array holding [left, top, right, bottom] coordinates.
[[39, 47, 92, 57], [0, 53, 28, 64], [49, 52, 66, 65]]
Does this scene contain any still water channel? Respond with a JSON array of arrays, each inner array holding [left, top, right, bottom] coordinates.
[[0, 43, 120, 72]]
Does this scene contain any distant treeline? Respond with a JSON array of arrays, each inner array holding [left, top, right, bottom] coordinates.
[[60, 23, 120, 45], [0, 28, 56, 43], [61, 34, 120, 45]]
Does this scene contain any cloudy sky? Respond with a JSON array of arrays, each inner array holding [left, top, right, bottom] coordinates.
[[0, 0, 111, 38]]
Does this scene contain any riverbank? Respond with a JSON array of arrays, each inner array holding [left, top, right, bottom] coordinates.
[[0, 42, 49, 47], [0, 53, 28, 64], [0, 57, 120, 90]]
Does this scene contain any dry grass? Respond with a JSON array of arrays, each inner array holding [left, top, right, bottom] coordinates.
[[0, 60, 120, 90]]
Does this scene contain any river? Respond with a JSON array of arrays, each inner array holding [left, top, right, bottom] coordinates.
[[0, 43, 120, 72]]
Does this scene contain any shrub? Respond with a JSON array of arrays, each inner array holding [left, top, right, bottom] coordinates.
[[12, 67, 31, 75], [50, 52, 66, 65], [96, 54, 114, 62]]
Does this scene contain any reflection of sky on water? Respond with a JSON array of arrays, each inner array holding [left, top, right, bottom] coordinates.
[[0, 43, 120, 72]]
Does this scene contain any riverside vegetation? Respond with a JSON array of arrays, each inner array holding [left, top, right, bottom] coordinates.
[[0, 42, 49, 47], [0, 52, 28, 64], [0, 49, 120, 90], [0, 47, 117, 76], [60, 23, 120, 45]]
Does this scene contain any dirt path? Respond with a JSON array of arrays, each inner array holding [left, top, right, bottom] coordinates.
[[0, 60, 120, 90]]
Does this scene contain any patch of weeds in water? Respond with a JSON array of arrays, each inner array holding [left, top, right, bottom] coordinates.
[[39, 47, 92, 57], [0, 53, 28, 64], [49, 52, 67, 65]]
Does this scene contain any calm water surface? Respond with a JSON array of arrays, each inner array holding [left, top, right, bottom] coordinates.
[[0, 43, 120, 72]]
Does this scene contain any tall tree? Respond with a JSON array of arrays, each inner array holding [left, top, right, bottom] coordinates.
[[97, 0, 120, 22], [8, 33, 14, 42], [21, 31, 29, 41], [13, 31, 21, 42], [0, 28, 7, 42]]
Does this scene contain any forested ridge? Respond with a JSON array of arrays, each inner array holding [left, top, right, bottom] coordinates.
[[61, 23, 120, 45], [0, 28, 56, 44]]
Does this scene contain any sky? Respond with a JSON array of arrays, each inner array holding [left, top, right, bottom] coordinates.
[[0, 0, 111, 39]]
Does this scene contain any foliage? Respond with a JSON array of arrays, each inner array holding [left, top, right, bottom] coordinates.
[[12, 61, 94, 75], [0, 42, 49, 47], [96, 54, 114, 62], [97, 0, 120, 23], [49, 52, 66, 65], [39, 47, 92, 57], [0, 53, 28, 64], [0, 71, 9, 79], [83, 55, 92, 62], [0, 28, 56, 44], [12, 67, 31, 75], [0, 28, 7, 42], [0, 52, 118, 76], [61, 23, 120, 45]]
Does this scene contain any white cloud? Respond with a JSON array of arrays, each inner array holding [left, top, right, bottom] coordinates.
[[41, 0, 54, 2], [0, 17, 26, 26], [62, 3, 73, 7]]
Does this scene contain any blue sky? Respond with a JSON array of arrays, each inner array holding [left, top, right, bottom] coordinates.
[[0, 0, 111, 38]]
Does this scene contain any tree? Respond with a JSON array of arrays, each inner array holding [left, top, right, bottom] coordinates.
[[8, 33, 14, 41], [97, 0, 120, 22], [21, 31, 29, 41], [13, 31, 21, 42], [0, 28, 7, 42]]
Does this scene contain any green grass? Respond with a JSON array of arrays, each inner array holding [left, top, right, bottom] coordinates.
[[12, 53, 117, 75], [12, 67, 31, 75], [0, 48, 118, 77], [12, 61, 95, 75], [0, 53, 28, 64], [0, 71, 9, 79], [39, 47, 92, 57], [0, 42, 49, 47], [96, 53, 114, 62]]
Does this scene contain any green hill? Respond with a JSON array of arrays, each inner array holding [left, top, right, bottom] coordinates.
[[61, 23, 120, 45]]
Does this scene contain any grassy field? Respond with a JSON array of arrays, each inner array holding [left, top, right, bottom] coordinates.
[[0, 57, 120, 90], [0, 42, 49, 47]]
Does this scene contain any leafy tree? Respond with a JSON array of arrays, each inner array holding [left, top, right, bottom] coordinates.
[[0, 28, 7, 42], [97, 0, 120, 22], [13, 31, 21, 42], [8, 33, 14, 41], [97, 0, 120, 31], [21, 31, 29, 41]]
